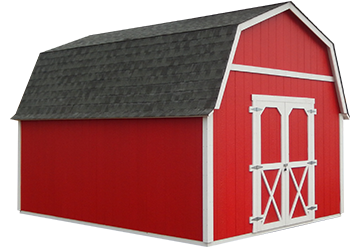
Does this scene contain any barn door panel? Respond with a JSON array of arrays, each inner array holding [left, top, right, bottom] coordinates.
[[250, 100, 286, 232], [288, 108, 309, 222], [286, 104, 317, 226], [250, 95, 317, 233]]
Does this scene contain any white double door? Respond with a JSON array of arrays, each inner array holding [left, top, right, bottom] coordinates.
[[250, 95, 317, 233]]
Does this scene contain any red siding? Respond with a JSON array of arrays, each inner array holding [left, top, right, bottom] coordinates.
[[261, 108, 282, 164], [213, 71, 340, 240], [21, 118, 203, 241], [233, 11, 333, 76]]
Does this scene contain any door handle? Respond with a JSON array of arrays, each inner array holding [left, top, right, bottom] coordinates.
[[283, 163, 288, 171]]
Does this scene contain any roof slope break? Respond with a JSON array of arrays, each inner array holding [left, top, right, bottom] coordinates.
[[12, 2, 286, 120]]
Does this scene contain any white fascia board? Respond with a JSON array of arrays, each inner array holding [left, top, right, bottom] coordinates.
[[231, 64, 335, 82], [215, 2, 349, 119], [328, 46, 349, 119], [202, 113, 214, 244], [288, 4, 332, 47]]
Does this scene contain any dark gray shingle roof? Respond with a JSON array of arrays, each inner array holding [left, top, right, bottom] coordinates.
[[12, 2, 286, 120]]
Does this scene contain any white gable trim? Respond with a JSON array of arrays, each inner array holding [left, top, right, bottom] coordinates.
[[215, 2, 349, 119]]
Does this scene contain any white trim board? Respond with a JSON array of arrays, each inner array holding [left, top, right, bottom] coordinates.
[[202, 112, 214, 244], [210, 214, 341, 246], [252, 94, 315, 104], [10, 121, 21, 212], [214, 2, 349, 119], [231, 64, 334, 82], [339, 114, 344, 214], [19, 211, 342, 247], [19, 211, 206, 247]]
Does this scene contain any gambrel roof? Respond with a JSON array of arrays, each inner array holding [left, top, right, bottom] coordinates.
[[12, 2, 348, 120], [10, 2, 286, 120]]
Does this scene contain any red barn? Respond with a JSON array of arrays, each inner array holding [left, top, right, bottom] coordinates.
[[13, 2, 349, 245]]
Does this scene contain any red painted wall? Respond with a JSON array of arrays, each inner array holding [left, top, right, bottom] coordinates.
[[233, 11, 332, 76], [213, 11, 340, 241], [21, 118, 203, 241], [214, 72, 340, 240]]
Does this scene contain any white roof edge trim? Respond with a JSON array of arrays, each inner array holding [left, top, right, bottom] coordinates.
[[328, 45, 349, 119], [215, 2, 349, 119], [215, 3, 292, 110], [215, 25, 242, 109]]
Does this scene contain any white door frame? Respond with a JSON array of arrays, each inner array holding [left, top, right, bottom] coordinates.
[[249, 94, 317, 233]]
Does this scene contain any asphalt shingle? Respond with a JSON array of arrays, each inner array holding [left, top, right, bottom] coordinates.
[[12, 2, 286, 120]]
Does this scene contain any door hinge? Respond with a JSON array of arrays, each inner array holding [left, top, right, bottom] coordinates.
[[250, 165, 263, 171], [249, 106, 263, 113], [307, 160, 317, 165], [307, 109, 317, 114], [307, 205, 318, 211], [250, 216, 264, 222]]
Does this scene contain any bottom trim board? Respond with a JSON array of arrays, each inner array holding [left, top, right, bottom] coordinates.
[[210, 214, 341, 246], [18, 211, 342, 247], [19, 211, 206, 246]]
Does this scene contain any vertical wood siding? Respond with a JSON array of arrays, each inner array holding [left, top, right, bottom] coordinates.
[[233, 10, 333, 76], [21, 118, 203, 241], [213, 71, 340, 240]]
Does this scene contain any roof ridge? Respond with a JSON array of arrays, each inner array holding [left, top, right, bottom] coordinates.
[[46, 2, 288, 53]]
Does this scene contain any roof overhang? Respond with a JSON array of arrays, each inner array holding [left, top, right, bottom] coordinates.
[[216, 1, 349, 119]]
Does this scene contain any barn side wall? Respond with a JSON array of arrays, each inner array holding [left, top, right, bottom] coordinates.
[[20, 118, 203, 241], [213, 71, 340, 240]]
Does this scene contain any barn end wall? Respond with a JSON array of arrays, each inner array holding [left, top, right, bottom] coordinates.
[[20, 118, 203, 241], [213, 71, 341, 240], [233, 10, 333, 76]]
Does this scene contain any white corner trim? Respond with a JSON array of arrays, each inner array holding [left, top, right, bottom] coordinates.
[[10, 121, 21, 212], [15, 121, 22, 211], [231, 64, 334, 82], [339, 114, 344, 214], [202, 113, 214, 244]]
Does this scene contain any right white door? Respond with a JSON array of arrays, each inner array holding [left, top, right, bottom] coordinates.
[[250, 95, 318, 233]]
